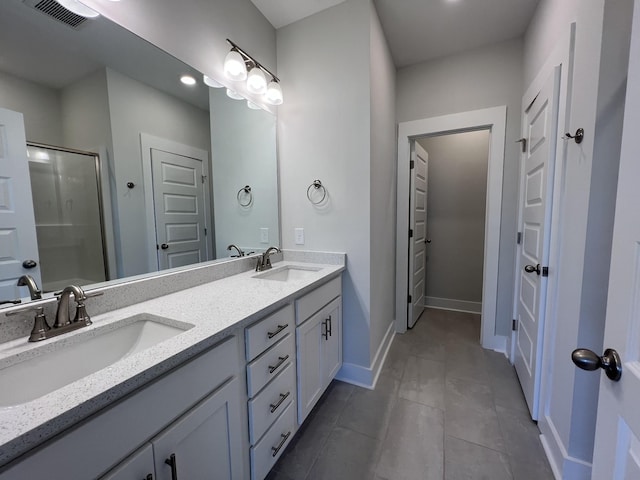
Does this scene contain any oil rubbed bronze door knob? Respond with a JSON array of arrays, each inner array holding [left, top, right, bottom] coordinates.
[[572, 348, 622, 381]]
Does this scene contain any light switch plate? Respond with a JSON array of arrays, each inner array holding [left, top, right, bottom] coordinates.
[[260, 228, 269, 243], [295, 228, 304, 245]]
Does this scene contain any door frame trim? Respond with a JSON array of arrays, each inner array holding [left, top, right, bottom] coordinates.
[[394, 106, 506, 351], [140, 133, 211, 272]]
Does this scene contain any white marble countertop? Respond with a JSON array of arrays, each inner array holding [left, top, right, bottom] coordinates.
[[0, 259, 344, 466]]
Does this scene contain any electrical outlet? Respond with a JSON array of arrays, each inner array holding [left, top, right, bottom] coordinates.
[[260, 228, 269, 243], [295, 228, 305, 245]]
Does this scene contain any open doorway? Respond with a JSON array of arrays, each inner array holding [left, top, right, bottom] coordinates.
[[416, 130, 490, 320], [395, 106, 507, 350]]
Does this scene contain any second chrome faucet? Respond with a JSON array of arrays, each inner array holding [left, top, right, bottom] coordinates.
[[256, 247, 281, 272]]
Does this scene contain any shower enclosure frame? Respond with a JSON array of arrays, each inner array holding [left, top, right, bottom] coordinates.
[[26, 141, 111, 285]]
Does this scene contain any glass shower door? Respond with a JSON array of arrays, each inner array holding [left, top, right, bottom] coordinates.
[[27, 144, 107, 292]]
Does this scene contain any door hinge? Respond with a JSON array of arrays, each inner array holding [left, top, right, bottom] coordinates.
[[512, 319, 517, 331], [410, 160, 415, 169], [408, 295, 412, 303], [516, 138, 527, 153], [156, 244, 159, 250], [201, 174, 207, 184], [204, 228, 207, 236], [409, 228, 413, 238], [542, 266, 549, 277], [517, 232, 522, 244]]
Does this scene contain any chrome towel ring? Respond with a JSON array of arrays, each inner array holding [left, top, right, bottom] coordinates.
[[237, 185, 253, 207], [307, 180, 327, 205]]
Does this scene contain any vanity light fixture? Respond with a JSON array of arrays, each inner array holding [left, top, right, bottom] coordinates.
[[203, 75, 224, 88], [247, 100, 261, 110], [180, 75, 197, 86], [225, 39, 283, 105], [55, 0, 100, 17]]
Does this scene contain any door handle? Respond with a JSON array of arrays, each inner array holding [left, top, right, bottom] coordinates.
[[524, 264, 541, 275], [425, 239, 431, 244], [161, 243, 169, 250], [571, 348, 622, 381]]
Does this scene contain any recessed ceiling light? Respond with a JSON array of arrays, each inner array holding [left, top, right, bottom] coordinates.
[[180, 75, 197, 86]]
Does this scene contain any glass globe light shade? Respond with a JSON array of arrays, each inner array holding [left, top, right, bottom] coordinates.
[[224, 50, 247, 81], [265, 81, 283, 105], [247, 66, 267, 94]]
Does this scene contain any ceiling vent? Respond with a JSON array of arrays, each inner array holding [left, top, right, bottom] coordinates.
[[23, 0, 87, 29]]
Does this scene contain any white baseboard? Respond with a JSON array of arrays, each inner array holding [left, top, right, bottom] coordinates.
[[335, 320, 396, 390], [424, 296, 482, 314], [540, 417, 592, 480]]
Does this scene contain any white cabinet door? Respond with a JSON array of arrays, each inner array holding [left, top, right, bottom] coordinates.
[[322, 299, 342, 388], [296, 296, 343, 423], [100, 444, 154, 480], [152, 377, 245, 480], [296, 311, 324, 423]]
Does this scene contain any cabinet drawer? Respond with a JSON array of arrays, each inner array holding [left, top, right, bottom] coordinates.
[[250, 401, 296, 480], [295, 276, 341, 325], [248, 362, 295, 444], [246, 304, 294, 361], [247, 333, 295, 398]]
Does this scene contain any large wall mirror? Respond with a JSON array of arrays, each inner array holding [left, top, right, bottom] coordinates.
[[0, 0, 280, 305]]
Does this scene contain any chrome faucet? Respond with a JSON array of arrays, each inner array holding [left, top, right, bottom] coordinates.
[[256, 246, 281, 272], [227, 244, 245, 257], [17, 275, 42, 300], [55, 285, 91, 328]]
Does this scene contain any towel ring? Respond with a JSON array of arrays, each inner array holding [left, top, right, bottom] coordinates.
[[237, 185, 252, 207], [306, 179, 327, 205]]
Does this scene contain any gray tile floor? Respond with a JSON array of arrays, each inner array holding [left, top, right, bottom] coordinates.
[[267, 308, 555, 480]]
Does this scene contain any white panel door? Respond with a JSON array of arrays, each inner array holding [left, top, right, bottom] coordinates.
[[0, 108, 41, 303], [151, 149, 208, 270], [408, 142, 428, 329], [590, 5, 640, 476], [514, 67, 560, 420]]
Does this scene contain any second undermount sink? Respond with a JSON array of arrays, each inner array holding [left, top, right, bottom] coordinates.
[[0, 314, 193, 407], [252, 265, 322, 282]]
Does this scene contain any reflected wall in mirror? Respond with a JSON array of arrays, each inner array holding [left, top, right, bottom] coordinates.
[[0, 0, 279, 304]]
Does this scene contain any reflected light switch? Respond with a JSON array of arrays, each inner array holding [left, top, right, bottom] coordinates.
[[260, 228, 269, 243], [295, 228, 304, 245]]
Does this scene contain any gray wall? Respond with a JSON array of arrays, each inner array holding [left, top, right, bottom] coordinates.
[[0, 70, 62, 146], [106, 68, 211, 277], [418, 130, 489, 307], [369, 4, 397, 364], [396, 38, 523, 336], [278, 0, 372, 370]]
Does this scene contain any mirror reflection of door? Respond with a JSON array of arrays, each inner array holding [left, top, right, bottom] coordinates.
[[150, 148, 209, 270], [0, 108, 41, 302]]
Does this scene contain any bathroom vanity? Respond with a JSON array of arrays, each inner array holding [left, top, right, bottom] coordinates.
[[0, 254, 345, 480]]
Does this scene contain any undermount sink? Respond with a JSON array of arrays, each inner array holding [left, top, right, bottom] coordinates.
[[252, 265, 322, 282], [0, 314, 193, 407]]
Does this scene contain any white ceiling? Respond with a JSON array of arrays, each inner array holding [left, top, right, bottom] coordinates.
[[251, 0, 540, 68], [250, 0, 347, 29]]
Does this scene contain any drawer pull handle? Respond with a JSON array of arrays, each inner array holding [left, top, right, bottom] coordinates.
[[322, 319, 328, 340], [327, 314, 332, 337], [165, 453, 178, 480], [268, 355, 290, 374], [270, 391, 291, 413], [271, 431, 291, 457], [145, 475, 154, 480], [267, 323, 288, 339]]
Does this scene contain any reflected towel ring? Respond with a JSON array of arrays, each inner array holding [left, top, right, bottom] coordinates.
[[237, 185, 253, 207], [306, 179, 327, 205]]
